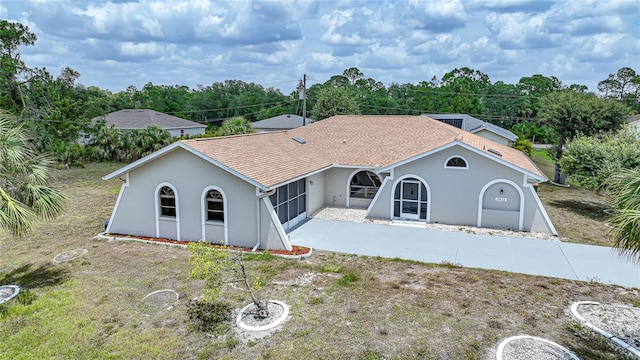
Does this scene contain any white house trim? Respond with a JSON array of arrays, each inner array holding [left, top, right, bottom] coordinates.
[[345, 169, 383, 208], [105, 173, 129, 234], [390, 174, 432, 222], [104, 142, 269, 191], [200, 186, 228, 245], [154, 182, 181, 240], [443, 155, 469, 169], [267, 164, 333, 191], [477, 179, 524, 231], [366, 175, 392, 218], [262, 196, 293, 251], [378, 141, 546, 183], [524, 182, 558, 235]]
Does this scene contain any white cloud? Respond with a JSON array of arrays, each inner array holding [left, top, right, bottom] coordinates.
[[310, 52, 338, 70], [424, 0, 466, 19], [484, 11, 555, 49], [576, 33, 627, 60], [119, 42, 172, 57], [1, 0, 637, 94]]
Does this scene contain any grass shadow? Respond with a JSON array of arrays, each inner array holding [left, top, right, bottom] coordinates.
[[548, 199, 612, 220], [0, 263, 70, 289]]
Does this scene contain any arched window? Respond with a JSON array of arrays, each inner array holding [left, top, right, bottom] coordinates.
[[159, 186, 176, 217], [350, 171, 381, 199], [445, 156, 468, 169], [206, 190, 224, 222]]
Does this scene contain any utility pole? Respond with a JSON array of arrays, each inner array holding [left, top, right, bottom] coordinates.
[[302, 74, 307, 126]]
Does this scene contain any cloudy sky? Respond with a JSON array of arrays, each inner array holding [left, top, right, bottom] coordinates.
[[2, 0, 638, 95]]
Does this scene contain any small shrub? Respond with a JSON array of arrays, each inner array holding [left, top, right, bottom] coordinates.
[[186, 300, 232, 334], [439, 260, 462, 269], [321, 263, 343, 273], [358, 350, 383, 360], [16, 289, 34, 305], [225, 334, 239, 349], [513, 137, 533, 157], [243, 251, 276, 261], [309, 296, 324, 305], [336, 270, 360, 287]]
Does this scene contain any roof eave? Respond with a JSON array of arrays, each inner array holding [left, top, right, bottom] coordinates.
[[377, 140, 546, 181], [103, 141, 269, 191]]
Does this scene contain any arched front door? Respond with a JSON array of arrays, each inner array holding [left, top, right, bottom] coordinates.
[[393, 178, 428, 221]]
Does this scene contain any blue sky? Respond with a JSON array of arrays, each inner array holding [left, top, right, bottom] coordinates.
[[2, 0, 638, 94]]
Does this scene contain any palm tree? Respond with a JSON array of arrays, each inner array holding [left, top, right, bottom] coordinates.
[[0, 113, 66, 237], [607, 168, 640, 261], [218, 117, 255, 136]]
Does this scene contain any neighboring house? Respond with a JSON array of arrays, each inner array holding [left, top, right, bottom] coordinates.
[[81, 109, 206, 143], [424, 113, 518, 146], [251, 114, 308, 132], [103, 115, 556, 251], [626, 114, 640, 133]]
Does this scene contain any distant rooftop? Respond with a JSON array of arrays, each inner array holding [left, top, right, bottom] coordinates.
[[251, 114, 307, 130], [424, 113, 517, 142], [93, 109, 206, 130]]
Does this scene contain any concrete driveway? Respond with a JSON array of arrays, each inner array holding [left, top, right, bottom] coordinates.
[[289, 218, 640, 288]]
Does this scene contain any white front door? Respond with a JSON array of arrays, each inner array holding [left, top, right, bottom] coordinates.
[[400, 180, 420, 220]]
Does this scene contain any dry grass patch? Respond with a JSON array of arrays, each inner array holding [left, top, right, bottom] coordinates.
[[531, 151, 616, 246]]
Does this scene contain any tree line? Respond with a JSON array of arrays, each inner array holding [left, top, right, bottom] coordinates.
[[2, 20, 638, 148]]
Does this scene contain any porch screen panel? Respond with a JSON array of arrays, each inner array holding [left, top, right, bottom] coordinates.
[[270, 179, 306, 224]]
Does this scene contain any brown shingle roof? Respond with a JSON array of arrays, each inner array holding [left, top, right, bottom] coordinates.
[[182, 115, 545, 188], [94, 109, 206, 130]]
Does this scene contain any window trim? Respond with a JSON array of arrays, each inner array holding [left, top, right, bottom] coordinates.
[[205, 189, 225, 223], [346, 169, 383, 207], [159, 186, 177, 217], [200, 186, 228, 245], [444, 155, 469, 169], [348, 170, 382, 200], [154, 182, 180, 240], [389, 174, 431, 222]]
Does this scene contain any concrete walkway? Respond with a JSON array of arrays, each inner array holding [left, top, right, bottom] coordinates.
[[289, 218, 640, 288]]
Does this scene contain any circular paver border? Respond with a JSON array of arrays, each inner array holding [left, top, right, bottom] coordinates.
[[135, 289, 180, 316], [0, 285, 21, 305], [570, 301, 640, 358], [236, 300, 289, 331], [496, 335, 580, 360], [53, 248, 88, 263]]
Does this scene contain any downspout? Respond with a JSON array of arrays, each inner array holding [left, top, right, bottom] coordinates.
[[254, 188, 276, 252]]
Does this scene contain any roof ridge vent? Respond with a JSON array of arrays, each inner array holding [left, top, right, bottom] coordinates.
[[487, 148, 502, 157]]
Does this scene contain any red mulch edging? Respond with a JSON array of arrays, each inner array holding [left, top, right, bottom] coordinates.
[[103, 233, 312, 257]]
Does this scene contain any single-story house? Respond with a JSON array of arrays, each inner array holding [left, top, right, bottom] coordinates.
[[81, 109, 206, 143], [251, 114, 308, 132], [626, 114, 640, 133], [424, 113, 518, 146], [103, 115, 556, 251]]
